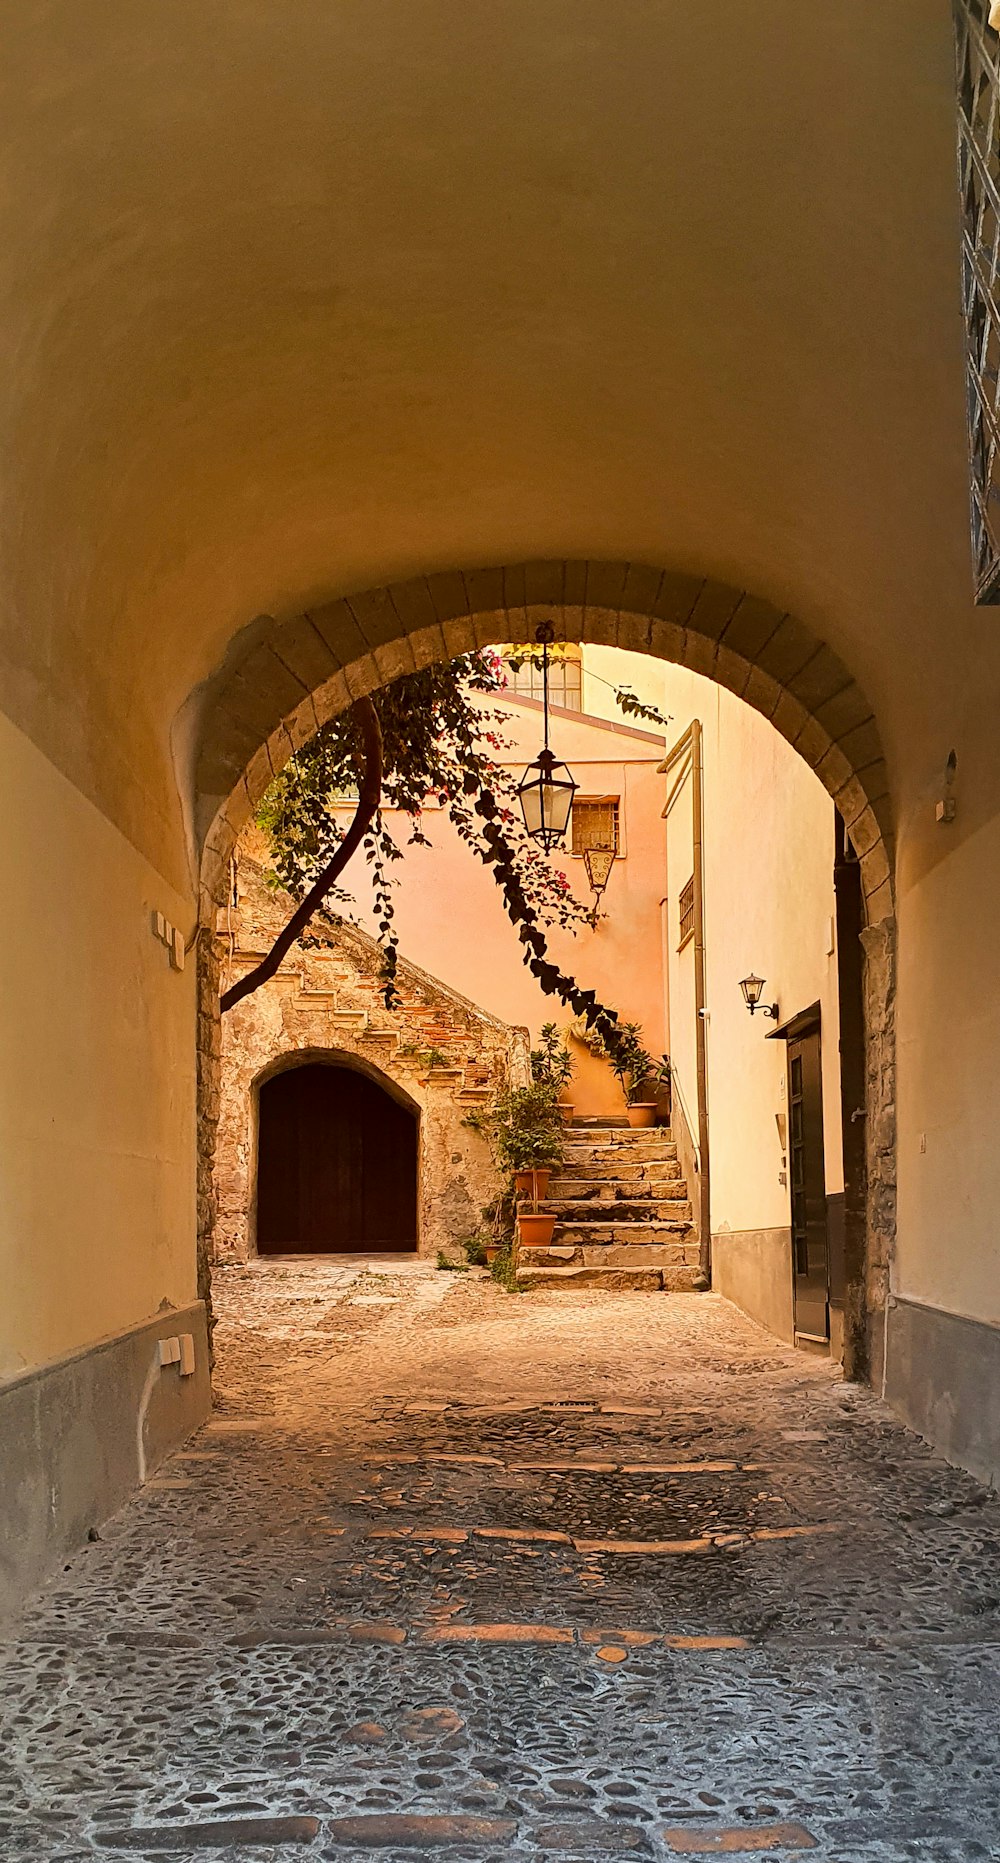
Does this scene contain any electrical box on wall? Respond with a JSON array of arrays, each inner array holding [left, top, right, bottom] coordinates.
[[151, 909, 186, 971]]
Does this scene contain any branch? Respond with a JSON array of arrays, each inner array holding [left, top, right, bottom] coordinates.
[[221, 697, 383, 1013]]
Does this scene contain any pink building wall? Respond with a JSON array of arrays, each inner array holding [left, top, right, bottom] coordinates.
[[329, 694, 669, 1118]]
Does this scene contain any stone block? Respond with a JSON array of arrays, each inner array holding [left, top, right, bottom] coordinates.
[[769, 689, 811, 750], [426, 569, 471, 623], [740, 663, 782, 722], [713, 644, 752, 699], [621, 561, 665, 619], [786, 643, 853, 713], [523, 558, 565, 607], [652, 570, 704, 627], [585, 560, 629, 610], [270, 612, 340, 689], [681, 630, 720, 679], [687, 579, 742, 643], [838, 715, 883, 774], [719, 592, 784, 661], [502, 562, 528, 630], [753, 615, 819, 687], [308, 597, 370, 662]]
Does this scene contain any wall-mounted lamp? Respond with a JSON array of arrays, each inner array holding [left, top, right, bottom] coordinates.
[[582, 845, 617, 926], [740, 973, 778, 1021]]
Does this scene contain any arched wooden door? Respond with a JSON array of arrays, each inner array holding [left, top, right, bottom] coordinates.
[[256, 1063, 418, 1254]]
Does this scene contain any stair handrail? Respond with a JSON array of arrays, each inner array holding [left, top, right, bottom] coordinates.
[[668, 1057, 701, 1175]]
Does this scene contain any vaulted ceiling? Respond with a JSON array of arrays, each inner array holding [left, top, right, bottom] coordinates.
[[0, 1, 978, 883]]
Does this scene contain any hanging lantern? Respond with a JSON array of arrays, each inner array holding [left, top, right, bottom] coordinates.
[[516, 623, 578, 852]]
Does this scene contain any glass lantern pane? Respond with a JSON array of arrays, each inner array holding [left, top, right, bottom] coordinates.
[[519, 779, 543, 835]]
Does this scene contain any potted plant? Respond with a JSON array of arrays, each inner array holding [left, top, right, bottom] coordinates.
[[608, 1022, 671, 1127], [530, 1023, 575, 1126]]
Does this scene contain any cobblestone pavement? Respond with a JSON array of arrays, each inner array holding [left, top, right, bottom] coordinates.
[[3, 1262, 1000, 1863]]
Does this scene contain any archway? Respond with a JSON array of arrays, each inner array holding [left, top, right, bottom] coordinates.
[[192, 559, 895, 1383], [255, 1060, 418, 1255]]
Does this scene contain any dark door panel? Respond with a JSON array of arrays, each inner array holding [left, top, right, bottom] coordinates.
[[787, 1029, 830, 1342], [256, 1063, 418, 1254]]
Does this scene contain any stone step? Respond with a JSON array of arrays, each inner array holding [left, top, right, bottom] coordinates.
[[563, 1136, 677, 1157], [564, 1126, 674, 1143], [553, 1160, 683, 1185], [546, 1180, 689, 1204], [520, 1242, 699, 1270], [540, 1198, 693, 1223], [552, 1219, 694, 1245], [518, 1264, 667, 1291], [567, 1119, 670, 1133]]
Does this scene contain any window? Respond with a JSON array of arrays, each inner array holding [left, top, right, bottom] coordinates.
[[571, 796, 620, 855], [505, 644, 583, 710], [955, 0, 1000, 601], [678, 876, 695, 949]]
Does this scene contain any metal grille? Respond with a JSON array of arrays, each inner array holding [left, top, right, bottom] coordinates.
[[678, 876, 695, 948], [571, 797, 620, 854], [955, 0, 1000, 602]]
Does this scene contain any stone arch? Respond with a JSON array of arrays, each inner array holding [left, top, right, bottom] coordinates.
[[252, 1044, 422, 1119], [194, 559, 894, 931], [195, 558, 895, 1381]]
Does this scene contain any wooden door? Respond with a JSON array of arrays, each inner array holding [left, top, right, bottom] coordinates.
[[256, 1063, 417, 1254], [787, 1028, 830, 1342]]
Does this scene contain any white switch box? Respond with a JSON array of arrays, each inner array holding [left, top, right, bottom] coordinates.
[[178, 1333, 196, 1377], [170, 927, 185, 972], [158, 1336, 181, 1367]]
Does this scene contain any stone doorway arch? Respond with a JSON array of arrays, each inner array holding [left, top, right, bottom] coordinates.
[[192, 560, 895, 1380]]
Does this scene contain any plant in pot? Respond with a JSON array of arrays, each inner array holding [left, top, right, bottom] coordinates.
[[488, 1083, 563, 1212], [609, 1022, 671, 1127], [530, 1022, 576, 1127]]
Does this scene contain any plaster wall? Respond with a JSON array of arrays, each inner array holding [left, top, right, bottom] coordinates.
[[0, 711, 197, 1379], [322, 694, 669, 1118], [896, 812, 1000, 1328], [589, 652, 843, 1244]]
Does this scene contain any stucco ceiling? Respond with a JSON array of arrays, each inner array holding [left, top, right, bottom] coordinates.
[[0, 1, 979, 873]]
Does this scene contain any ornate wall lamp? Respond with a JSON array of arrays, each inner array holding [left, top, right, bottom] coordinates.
[[582, 845, 617, 926], [740, 973, 779, 1021], [516, 622, 578, 852]]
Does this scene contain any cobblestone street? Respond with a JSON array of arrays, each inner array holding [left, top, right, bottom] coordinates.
[[4, 1264, 1000, 1862]]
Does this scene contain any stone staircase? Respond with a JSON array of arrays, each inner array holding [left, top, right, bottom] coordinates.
[[517, 1121, 701, 1292]]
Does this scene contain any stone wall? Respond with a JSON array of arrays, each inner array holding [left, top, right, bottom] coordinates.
[[214, 861, 528, 1261]]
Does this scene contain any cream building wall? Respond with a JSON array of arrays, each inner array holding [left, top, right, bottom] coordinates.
[[0, 712, 207, 1622], [586, 650, 842, 1345]]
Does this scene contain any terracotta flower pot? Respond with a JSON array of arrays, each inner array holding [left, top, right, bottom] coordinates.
[[484, 1242, 501, 1264], [517, 1211, 557, 1247], [627, 1103, 657, 1128], [514, 1168, 551, 1199], [557, 1101, 575, 1124]]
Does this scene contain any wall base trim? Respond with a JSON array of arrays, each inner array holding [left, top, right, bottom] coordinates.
[[0, 1303, 211, 1624], [885, 1296, 1000, 1485], [712, 1227, 794, 1345]]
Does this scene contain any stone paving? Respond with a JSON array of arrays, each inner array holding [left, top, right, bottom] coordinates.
[[3, 1261, 1000, 1862]]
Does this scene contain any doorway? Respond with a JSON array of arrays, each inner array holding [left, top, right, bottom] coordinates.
[[787, 1021, 831, 1343], [256, 1062, 418, 1254]]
